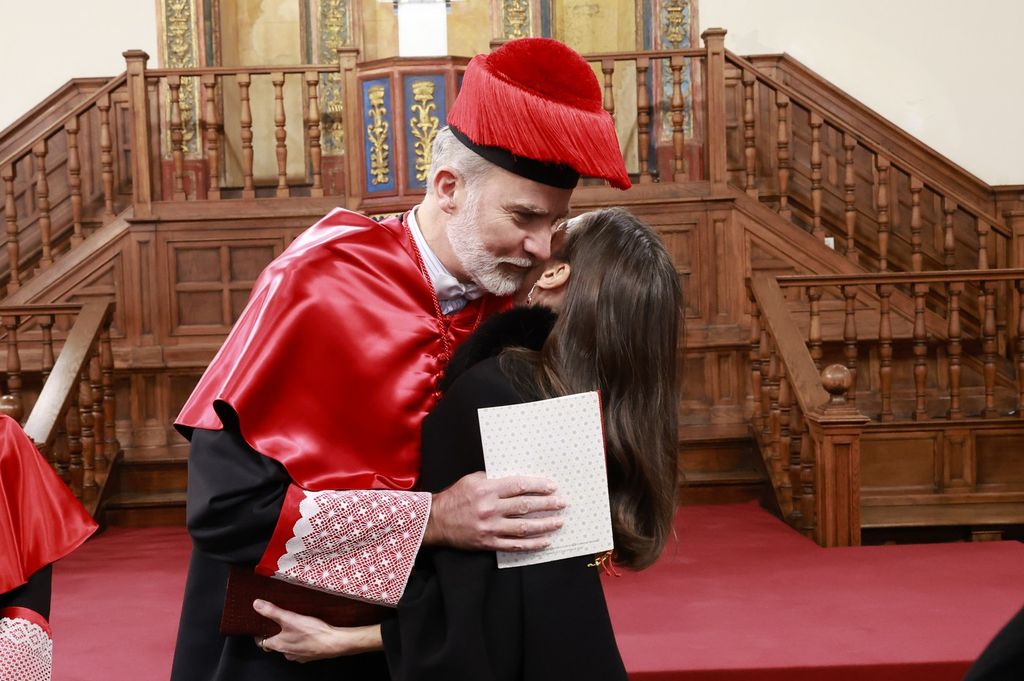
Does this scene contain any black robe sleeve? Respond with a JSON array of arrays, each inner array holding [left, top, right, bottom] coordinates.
[[381, 357, 628, 681], [170, 424, 390, 681]]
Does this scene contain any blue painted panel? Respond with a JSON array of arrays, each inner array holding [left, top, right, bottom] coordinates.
[[362, 77, 395, 194], [403, 75, 447, 190]]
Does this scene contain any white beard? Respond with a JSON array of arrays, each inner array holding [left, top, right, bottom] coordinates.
[[447, 194, 533, 297]]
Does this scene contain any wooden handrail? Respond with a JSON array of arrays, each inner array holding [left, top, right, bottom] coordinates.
[[0, 73, 128, 171], [749, 272, 830, 414], [145, 64, 339, 78], [582, 47, 707, 61], [777, 268, 1024, 288], [21, 301, 113, 449], [724, 50, 1010, 239]]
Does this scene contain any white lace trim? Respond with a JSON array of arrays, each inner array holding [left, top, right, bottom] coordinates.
[[275, 489, 431, 606], [0, 616, 52, 681]]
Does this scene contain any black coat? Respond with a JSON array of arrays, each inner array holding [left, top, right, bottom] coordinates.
[[383, 307, 628, 681]]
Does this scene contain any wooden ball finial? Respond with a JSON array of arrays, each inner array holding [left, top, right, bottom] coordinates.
[[821, 364, 852, 406]]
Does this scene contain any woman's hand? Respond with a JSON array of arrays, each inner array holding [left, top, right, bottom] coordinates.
[[253, 599, 383, 663]]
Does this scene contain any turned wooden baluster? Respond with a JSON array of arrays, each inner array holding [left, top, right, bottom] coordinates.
[[947, 281, 964, 419], [66, 383, 83, 497], [273, 72, 289, 197], [39, 315, 55, 382], [238, 74, 256, 199], [943, 198, 957, 269], [788, 400, 805, 525], [168, 75, 187, 200], [2, 164, 19, 293], [876, 155, 891, 271], [843, 133, 858, 262], [101, 327, 119, 457], [80, 369, 96, 490], [636, 57, 652, 183], [878, 283, 894, 421], [808, 286, 823, 370], [910, 176, 923, 272], [90, 354, 105, 464], [777, 373, 794, 507], [66, 117, 84, 246], [976, 216, 990, 270], [982, 280, 998, 417], [799, 415, 816, 538], [98, 93, 116, 218], [768, 343, 782, 471], [669, 56, 686, 181], [2, 315, 24, 421], [601, 59, 615, 118], [776, 93, 791, 219], [809, 112, 824, 238], [842, 285, 858, 406], [1017, 279, 1024, 418], [750, 299, 763, 431], [912, 282, 929, 420], [202, 74, 221, 199], [742, 69, 757, 197], [760, 327, 773, 439], [33, 140, 54, 268], [305, 72, 324, 197]]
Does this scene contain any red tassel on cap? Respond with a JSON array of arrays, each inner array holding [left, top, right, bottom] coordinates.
[[448, 38, 631, 190]]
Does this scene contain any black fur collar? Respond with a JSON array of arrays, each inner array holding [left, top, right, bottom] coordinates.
[[440, 306, 557, 392]]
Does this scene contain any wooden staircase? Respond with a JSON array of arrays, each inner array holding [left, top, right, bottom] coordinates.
[[2, 30, 1022, 543]]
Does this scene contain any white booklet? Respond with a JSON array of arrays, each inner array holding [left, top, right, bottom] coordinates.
[[478, 391, 613, 569]]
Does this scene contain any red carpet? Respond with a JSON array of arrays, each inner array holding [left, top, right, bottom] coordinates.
[[49, 503, 1023, 680]]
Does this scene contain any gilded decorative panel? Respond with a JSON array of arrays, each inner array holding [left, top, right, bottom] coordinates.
[[158, 0, 202, 157], [404, 75, 447, 190], [362, 78, 395, 194], [315, 0, 354, 154]]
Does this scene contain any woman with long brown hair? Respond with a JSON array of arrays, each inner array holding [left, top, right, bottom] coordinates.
[[258, 207, 683, 678]]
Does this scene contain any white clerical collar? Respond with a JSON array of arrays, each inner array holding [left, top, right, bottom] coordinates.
[[407, 207, 482, 314]]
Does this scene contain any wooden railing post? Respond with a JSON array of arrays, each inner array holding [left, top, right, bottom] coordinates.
[[339, 48, 361, 210], [2, 315, 24, 422], [636, 57, 653, 183], [806, 364, 869, 547], [123, 50, 153, 218], [701, 28, 728, 193]]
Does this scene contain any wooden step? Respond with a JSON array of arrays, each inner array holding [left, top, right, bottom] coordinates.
[[104, 490, 186, 527], [678, 424, 771, 506]]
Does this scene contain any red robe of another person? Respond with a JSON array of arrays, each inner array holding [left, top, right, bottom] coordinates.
[[0, 415, 97, 681]]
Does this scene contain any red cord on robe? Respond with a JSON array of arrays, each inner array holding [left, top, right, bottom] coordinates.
[[0, 416, 97, 594], [175, 208, 510, 492]]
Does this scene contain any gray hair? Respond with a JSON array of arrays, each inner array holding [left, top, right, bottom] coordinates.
[[426, 127, 496, 195]]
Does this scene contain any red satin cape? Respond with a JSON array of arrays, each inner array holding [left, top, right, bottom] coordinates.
[[175, 209, 510, 492], [0, 415, 98, 594]]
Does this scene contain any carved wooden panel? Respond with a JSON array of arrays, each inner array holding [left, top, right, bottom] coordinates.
[[168, 239, 281, 335], [976, 432, 1024, 487], [861, 431, 940, 492]]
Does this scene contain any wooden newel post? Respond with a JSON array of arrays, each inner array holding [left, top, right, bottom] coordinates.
[[123, 50, 153, 218], [805, 364, 869, 548], [338, 47, 362, 211], [701, 28, 728, 194]]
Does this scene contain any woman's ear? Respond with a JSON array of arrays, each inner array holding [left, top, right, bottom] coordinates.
[[534, 262, 571, 292]]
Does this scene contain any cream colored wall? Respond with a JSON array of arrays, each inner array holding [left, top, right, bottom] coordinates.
[[0, 1, 159, 131], [700, 0, 1024, 185], [447, 0, 491, 58]]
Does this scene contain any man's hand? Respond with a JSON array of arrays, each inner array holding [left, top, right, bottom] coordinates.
[[423, 471, 566, 551], [254, 599, 382, 662]]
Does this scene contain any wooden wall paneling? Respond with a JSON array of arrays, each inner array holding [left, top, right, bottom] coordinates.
[[942, 428, 974, 490], [975, 430, 1024, 488], [860, 430, 941, 493]]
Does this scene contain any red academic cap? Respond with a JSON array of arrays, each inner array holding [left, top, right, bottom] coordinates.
[[447, 38, 631, 190]]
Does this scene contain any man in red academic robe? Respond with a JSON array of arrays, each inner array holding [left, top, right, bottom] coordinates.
[[0, 415, 98, 681], [170, 37, 631, 680]]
